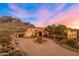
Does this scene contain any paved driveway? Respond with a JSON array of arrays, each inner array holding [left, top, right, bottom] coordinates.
[[16, 37, 79, 56]]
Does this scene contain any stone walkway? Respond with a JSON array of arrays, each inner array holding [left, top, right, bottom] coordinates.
[[16, 37, 79, 56]]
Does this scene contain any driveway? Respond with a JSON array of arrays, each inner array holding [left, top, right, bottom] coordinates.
[[16, 37, 79, 56]]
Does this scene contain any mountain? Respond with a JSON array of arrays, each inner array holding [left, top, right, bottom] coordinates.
[[0, 16, 35, 32]]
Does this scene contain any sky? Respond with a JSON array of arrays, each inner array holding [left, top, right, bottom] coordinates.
[[0, 3, 79, 29]]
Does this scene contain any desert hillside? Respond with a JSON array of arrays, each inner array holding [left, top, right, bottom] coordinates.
[[0, 16, 35, 32]]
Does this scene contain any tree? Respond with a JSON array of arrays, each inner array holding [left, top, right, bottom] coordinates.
[[45, 24, 67, 42], [45, 24, 66, 35]]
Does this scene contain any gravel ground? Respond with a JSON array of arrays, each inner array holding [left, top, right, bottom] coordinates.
[[16, 37, 79, 56]]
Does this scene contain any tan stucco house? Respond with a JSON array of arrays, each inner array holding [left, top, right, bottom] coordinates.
[[67, 29, 77, 40], [25, 27, 49, 38]]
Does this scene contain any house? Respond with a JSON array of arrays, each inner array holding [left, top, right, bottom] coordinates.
[[67, 29, 77, 40], [25, 27, 49, 38]]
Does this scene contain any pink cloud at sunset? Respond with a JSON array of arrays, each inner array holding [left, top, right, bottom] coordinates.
[[34, 4, 66, 27], [46, 8, 79, 29], [35, 5, 79, 29], [2, 3, 79, 29]]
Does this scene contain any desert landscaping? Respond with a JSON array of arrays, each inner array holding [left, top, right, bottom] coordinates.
[[0, 16, 79, 56]]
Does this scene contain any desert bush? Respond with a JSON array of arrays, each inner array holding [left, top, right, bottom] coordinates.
[[65, 39, 79, 49], [8, 49, 25, 56]]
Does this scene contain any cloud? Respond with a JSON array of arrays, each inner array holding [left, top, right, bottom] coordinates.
[[45, 5, 79, 29], [8, 3, 30, 18], [34, 4, 66, 27], [7, 3, 79, 29], [7, 3, 66, 27]]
